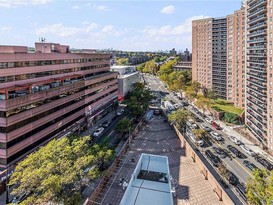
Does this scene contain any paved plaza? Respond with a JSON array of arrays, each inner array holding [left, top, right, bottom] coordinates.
[[100, 115, 225, 205]]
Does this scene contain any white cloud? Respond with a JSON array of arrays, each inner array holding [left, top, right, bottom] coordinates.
[[72, 5, 79, 10], [1, 27, 12, 32], [143, 15, 210, 37], [85, 3, 110, 11], [0, 0, 52, 8], [160, 5, 175, 14], [36, 23, 98, 37]]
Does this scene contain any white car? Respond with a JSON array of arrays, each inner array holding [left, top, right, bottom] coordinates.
[[117, 109, 124, 116], [210, 131, 223, 141], [240, 145, 255, 156], [191, 123, 199, 129], [205, 117, 213, 124], [93, 127, 104, 137], [228, 135, 242, 145], [200, 124, 211, 132]]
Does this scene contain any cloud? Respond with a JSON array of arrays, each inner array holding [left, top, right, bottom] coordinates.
[[72, 5, 79, 10], [160, 5, 175, 14], [36, 23, 98, 37], [0, 0, 52, 8], [143, 15, 210, 37], [85, 3, 110, 11]]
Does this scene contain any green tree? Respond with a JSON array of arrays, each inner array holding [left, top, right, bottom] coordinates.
[[246, 169, 273, 205], [195, 96, 211, 114], [168, 108, 190, 129], [116, 58, 129, 65], [115, 117, 133, 139], [191, 81, 201, 96], [192, 129, 206, 140], [9, 136, 113, 205]]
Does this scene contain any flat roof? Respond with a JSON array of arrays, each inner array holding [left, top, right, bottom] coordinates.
[[111, 65, 135, 69], [118, 71, 139, 79], [120, 153, 173, 205]]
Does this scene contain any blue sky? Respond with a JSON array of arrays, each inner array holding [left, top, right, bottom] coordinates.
[[0, 0, 242, 51]]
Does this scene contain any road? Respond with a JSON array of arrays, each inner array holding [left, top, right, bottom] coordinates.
[[142, 73, 264, 204]]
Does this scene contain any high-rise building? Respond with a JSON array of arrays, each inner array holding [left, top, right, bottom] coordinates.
[[246, 0, 268, 146], [192, 7, 245, 109], [0, 42, 118, 167], [227, 9, 246, 109]]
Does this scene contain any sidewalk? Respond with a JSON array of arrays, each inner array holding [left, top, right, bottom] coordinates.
[[215, 119, 273, 164]]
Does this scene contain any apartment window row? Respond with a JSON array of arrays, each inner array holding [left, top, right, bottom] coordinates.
[[4, 88, 118, 149], [0, 64, 109, 84], [0, 57, 109, 69]]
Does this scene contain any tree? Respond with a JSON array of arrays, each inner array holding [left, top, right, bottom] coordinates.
[[191, 81, 201, 96], [168, 108, 190, 129], [115, 117, 133, 139], [9, 136, 113, 205], [192, 129, 206, 141], [195, 96, 212, 114], [246, 169, 273, 205], [116, 58, 129, 65]]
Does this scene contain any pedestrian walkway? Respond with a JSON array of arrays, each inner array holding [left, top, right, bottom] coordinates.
[[215, 119, 273, 164]]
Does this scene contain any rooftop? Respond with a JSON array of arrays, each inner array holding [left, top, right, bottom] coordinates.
[[120, 153, 173, 205], [95, 114, 225, 205]]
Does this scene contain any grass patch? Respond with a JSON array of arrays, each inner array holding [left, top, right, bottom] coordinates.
[[212, 103, 243, 115]]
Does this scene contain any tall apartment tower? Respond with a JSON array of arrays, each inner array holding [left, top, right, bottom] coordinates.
[[226, 9, 246, 109], [192, 8, 246, 109], [0, 43, 118, 167], [246, 0, 269, 147], [192, 18, 213, 89]]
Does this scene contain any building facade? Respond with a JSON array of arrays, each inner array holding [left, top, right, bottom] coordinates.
[[0, 42, 118, 167], [246, 0, 269, 146], [192, 8, 245, 109], [111, 66, 140, 99], [172, 61, 192, 72]]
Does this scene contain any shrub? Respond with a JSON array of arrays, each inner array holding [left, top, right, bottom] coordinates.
[[221, 112, 239, 124]]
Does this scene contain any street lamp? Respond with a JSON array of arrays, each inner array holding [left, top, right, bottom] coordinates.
[[5, 163, 10, 204]]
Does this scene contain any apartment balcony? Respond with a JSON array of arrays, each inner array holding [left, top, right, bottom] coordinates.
[[247, 37, 266, 44], [248, 14, 267, 25], [247, 65, 266, 72], [247, 104, 266, 119], [247, 29, 266, 37], [247, 0, 267, 13], [248, 7, 267, 19], [247, 45, 267, 50], [246, 117, 266, 139], [246, 72, 267, 82], [5, 72, 117, 110], [247, 83, 267, 96], [247, 96, 267, 112], [247, 52, 266, 57], [247, 22, 267, 31], [246, 90, 265, 103], [246, 109, 266, 126]]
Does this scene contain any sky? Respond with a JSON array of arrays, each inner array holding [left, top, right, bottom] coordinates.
[[0, 0, 242, 51]]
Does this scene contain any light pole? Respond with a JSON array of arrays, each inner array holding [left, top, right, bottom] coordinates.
[[5, 164, 9, 204]]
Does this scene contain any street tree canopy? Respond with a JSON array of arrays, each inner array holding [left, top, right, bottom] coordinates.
[[9, 136, 113, 205], [246, 169, 273, 205], [168, 108, 190, 129]]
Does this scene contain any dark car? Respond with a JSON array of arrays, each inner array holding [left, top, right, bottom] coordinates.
[[255, 156, 273, 171], [236, 183, 247, 202], [226, 171, 238, 185], [205, 150, 221, 167], [212, 147, 227, 159], [227, 145, 244, 158], [102, 120, 112, 128], [243, 160, 258, 171], [193, 114, 203, 122], [182, 101, 189, 106]]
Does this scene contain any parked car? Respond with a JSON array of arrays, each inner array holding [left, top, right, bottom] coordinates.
[[187, 129, 204, 147], [191, 123, 199, 129], [236, 183, 247, 202], [228, 135, 242, 145], [211, 121, 221, 130], [205, 117, 213, 124], [93, 127, 104, 137], [200, 124, 211, 132], [182, 101, 189, 106], [240, 145, 255, 156], [210, 131, 223, 141], [117, 109, 124, 116], [227, 145, 244, 158], [102, 120, 112, 128], [212, 147, 227, 159], [243, 160, 258, 171], [205, 150, 221, 167], [225, 171, 238, 185], [255, 156, 273, 171]]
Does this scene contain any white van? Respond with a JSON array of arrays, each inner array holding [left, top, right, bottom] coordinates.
[[240, 145, 255, 156]]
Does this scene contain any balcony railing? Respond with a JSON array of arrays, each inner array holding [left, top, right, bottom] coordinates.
[[248, 7, 267, 19], [247, 22, 267, 31], [247, 0, 267, 13], [247, 29, 266, 37]]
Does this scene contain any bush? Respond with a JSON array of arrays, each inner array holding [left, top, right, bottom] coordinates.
[[221, 112, 239, 124], [215, 99, 229, 105]]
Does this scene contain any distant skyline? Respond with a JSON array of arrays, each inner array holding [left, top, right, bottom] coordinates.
[[0, 0, 242, 51]]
